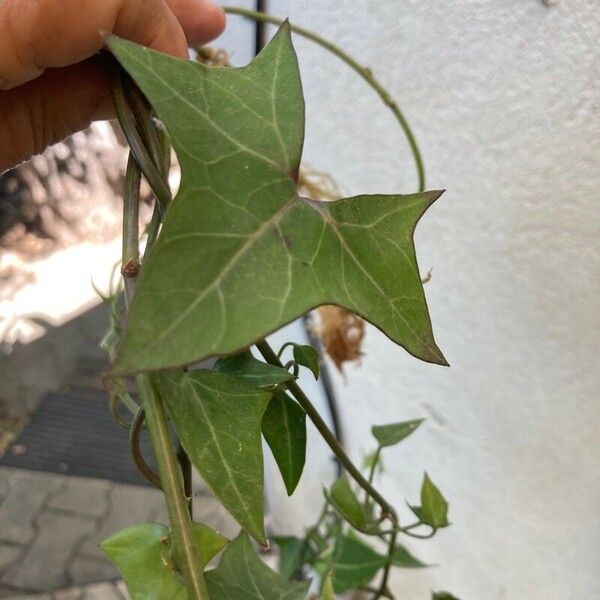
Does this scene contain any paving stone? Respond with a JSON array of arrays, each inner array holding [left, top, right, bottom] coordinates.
[[0, 477, 10, 504], [0, 469, 63, 544], [82, 583, 123, 600], [4, 594, 52, 599], [47, 478, 111, 518], [68, 555, 117, 587], [114, 581, 128, 598], [0, 544, 23, 571], [2, 511, 96, 591], [52, 588, 82, 600], [79, 485, 164, 559]]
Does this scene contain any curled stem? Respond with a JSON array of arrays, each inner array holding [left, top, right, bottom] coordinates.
[[223, 6, 426, 192], [129, 406, 162, 490]]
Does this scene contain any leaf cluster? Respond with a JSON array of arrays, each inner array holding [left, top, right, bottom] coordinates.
[[99, 16, 459, 600]]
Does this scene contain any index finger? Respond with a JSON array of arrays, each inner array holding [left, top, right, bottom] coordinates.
[[0, 0, 192, 90]]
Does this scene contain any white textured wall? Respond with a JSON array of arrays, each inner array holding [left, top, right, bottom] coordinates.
[[222, 1, 600, 598]]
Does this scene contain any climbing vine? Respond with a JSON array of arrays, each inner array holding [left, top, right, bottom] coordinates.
[[99, 9, 458, 600]]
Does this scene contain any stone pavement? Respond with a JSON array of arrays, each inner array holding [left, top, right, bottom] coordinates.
[[0, 467, 238, 599]]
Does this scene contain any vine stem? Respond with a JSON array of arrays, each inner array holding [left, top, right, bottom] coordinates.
[[255, 339, 399, 525], [112, 65, 208, 599], [136, 375, 208, 599], [223, 6, 426, 192]]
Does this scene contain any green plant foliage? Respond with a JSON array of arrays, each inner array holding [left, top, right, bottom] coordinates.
[[272, 535, 314, 580], [391, 543, 429, 568], [101, 522, 227, 599], [420, 473, 449, 529], [432, 593, 461, 600], [328, 477, 367, 530], [371, 418, 424, 448], [214, 350, 293, 387], [321, 571, 336, 599], [205, 532, 309, 599], [292, 343, 320, 379], [157, 370, 271, 543], [262, 390, 307, 495], [330, 534, 388, 593], [107, 24, 446, 376]]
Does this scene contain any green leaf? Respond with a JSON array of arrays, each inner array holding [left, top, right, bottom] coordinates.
[[101, 522, 227, 599], [330, 534, 387, 594], [205, 532, 309, 599], [328, 477, 366, 530], [214, 351, 293, 388], [157, 370, 271, 543], [272, 535, 313, 579], [321, 570, 335, 600], [391, 544, 429, 568], [408, 504, 424, 521], [262, 390, 306, 495], [432, 593, 461, 600], [420, 472, 449, 529], [292, 344, 320, 379], [371, 419, 424, 448], [108, 24, 446, 375]]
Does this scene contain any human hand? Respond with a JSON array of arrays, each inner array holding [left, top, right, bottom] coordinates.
[[0, 0, 226, 173]]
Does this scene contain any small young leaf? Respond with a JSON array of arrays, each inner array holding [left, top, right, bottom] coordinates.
[[292, 344, 320, 379], [328, 477, 366, 530], [371, 419, 424, 448], [101, 522, 227, 599], [157, 370, 271, 543], [330, 534, 387, 593], [321, 570, 335, 600], [408, 504, 424, 521], [206, 532, 309, 600], [433, 592, 461, 600], [391, 544, 429, 568], [420, 472, 449, 529], [214, 351, 293, 388], [262, 390, 306, 495], [272, 535, 313, 580]]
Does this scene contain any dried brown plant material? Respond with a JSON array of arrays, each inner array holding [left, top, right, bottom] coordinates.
[[196, 46, 231, 67], [299, 167, 366, 372], [315, 305, 365, 373], [297, 166, 342, 202]]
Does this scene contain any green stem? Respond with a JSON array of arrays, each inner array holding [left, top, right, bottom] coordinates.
[[255, 339, 398, 525], [363, 445, 382, 512], [137, 375, 208, 599], [112, 68, 207, 599], [223, 6, 426, 192], [375, 528, 397, 600]]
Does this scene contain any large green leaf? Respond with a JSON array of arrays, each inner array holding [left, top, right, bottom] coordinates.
[[262, 390, 306, 495], [101, 522, 227, 600], [107, 24, 446, 375], [330, 534, 387, 594], [205, 532, 309, 599], [420, 472, 449, 529], [371, 418, 424, 448], [214, 351, 293, 388], [157, 370, 271, 543]]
